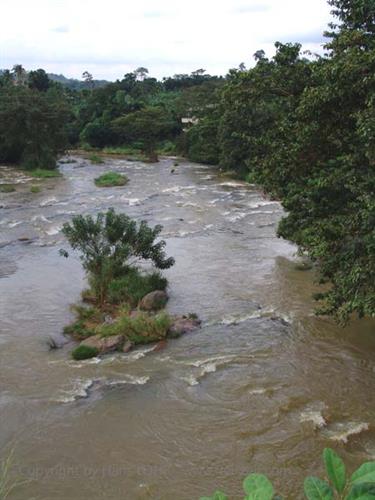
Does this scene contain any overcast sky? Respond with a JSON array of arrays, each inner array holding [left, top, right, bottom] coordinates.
[[0, 0, 332, 80]]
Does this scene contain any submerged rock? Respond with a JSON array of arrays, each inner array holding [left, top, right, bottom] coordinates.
[[153, 339, 168, 352], [168, 316, 201, 338], [122, 340, 133, 353], [80, 334, 125, 353], [140, 290, 168, 311]]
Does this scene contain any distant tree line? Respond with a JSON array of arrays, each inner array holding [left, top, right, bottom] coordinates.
[[0, 66, 71, 169], [0, 65, 223, 167]]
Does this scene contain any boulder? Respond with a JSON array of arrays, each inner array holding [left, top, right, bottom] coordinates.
[[153, 339, 168, 352], [168, 316, 201, 338], [80, 334, 124, 354], [122, 340, 133, 353], [139, 290, 168, 311]]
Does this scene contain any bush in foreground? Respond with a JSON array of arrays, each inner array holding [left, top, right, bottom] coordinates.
[[71, 345, 99, 360], [201, 448, 375, 500], [94, 171, 128, 187]]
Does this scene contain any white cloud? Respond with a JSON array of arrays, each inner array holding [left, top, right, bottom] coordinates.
[[0, 0, 333, 80]]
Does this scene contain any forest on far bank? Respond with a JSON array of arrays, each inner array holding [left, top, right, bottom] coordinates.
[[0, 0, 374, 325]]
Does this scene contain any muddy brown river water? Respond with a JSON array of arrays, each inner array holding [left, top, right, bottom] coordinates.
[[0, 156, 375, 500]]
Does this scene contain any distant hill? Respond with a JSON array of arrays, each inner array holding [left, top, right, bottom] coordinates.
[[47, 73, 110, 90]]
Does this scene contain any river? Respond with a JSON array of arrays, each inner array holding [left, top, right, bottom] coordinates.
[[0, 156, 375, 499]]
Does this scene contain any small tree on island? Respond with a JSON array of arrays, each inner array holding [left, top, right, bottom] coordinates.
[[60, 208, 174, 308]]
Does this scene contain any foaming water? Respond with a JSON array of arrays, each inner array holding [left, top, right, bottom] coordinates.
[[1, 156, 375, 499]]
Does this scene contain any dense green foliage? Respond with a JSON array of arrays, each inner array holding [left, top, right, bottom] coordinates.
[[71, 345, 99, 360], [111, 106, 180, 161], [73, 70, 222, 158], [94, 171, 128, 187], [60, 208, 174, 307], [0, 67, 70, 169], [186, 0, 375, 323], [202, 448, 375, 499], [108, 268, 167, 306], [0, 66, 222, 168]]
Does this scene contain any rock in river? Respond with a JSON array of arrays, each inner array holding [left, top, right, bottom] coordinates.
[[80, 334, 125, 353], [140, 290, 168, 311], [168, 316, 201, 338]]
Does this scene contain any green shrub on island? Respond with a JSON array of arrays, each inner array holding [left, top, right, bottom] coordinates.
[[88, 153, 104, 164], [71, 345, 99, 360], [201, 448, 375, 500], [29, 169, 61, 179], [94, 171, 128, 187], [63, 319, 95, 340], [63, 305, 104, 340], [0, 184, 16, 193], [30, 186, 41, 193], [60, 210, 188, 351], [60, 208, 174, 308], [72, 305, 103, 323], [108, 268, 167, 306]]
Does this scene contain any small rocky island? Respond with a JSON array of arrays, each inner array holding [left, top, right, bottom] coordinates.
[[61, 208, 200, 360]]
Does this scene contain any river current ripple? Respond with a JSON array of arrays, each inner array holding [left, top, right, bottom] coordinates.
[[1, 156, 375, 499]]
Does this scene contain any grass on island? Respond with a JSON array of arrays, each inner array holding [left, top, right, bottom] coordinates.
[[108, 269, 167, 306], [88, 153, 104, 164], [94, 171, 129, 187], [30, 185, 41, 193], [102, 147, 148, 162], [0, 184, 16, 193], [29, 169, 61, 179], [64, 268, 171, 347], [99, 309, 172, 345], [65, 303, 172, 347]]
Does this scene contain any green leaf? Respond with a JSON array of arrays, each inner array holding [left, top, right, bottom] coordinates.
[[304, 477, 334, 500], [351, 463, 375, 486], [212, 493, 228, 500], [243, 474, 274, 500], [323, 448, 346, 493], [346, 482, 375, 499]]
